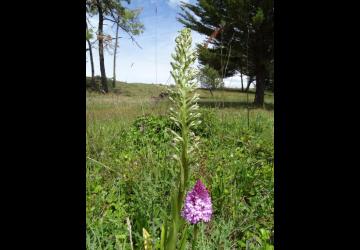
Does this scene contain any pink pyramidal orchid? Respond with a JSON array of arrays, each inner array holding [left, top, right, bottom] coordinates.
[[181, 179, 213, 224]]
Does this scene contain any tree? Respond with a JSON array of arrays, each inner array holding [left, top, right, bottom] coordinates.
[[198, 64, 223, 96], [179, 0, 273, 106], [86, 0, 144, 93], [85, 0, 109, 92], [95, 0, 108, 92], [112, 17, 120, 88], [86, 21, 96, 90], [107, 7, 143, 89]]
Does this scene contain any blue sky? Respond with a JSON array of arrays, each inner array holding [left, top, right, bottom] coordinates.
[[86, 0, 254, 88]]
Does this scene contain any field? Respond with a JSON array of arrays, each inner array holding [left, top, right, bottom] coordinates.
[[86, 82, 274, 249]]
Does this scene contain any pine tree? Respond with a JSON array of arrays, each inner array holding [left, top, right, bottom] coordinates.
[[86, 0, 144, 93], [179, 0, 273, 106]]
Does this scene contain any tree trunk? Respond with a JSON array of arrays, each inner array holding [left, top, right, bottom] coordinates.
[[254, 64, 266, 107], [86, 23, 96, 90], [96, 0, 108, 93], [112, 18, 120, 89], [245, 76, 251, 92], [253, 33, 266, 107], [240, 71, 244, 92], [87, 39, 96, 90]]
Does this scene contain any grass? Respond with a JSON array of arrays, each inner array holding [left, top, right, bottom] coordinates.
[[86, 81, 273, 122], [86, 82, 274, 249]]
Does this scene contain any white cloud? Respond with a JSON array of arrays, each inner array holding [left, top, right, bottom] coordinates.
[[223, 74, 256, 89], [167, 0, 189, 8]]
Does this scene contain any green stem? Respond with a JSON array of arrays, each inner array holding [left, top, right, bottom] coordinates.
[[192, 224, 199, 250]]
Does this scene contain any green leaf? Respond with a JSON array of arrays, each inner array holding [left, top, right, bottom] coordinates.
[[179, 224, 189, 250], [160, 223, 166, 250]]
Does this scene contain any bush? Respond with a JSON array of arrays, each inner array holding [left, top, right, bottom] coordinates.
[[198, 65, 224, 92], [131, 109, 217, 143], [86, 76, 115, 92]]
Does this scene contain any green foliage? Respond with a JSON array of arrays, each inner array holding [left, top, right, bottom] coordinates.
[[131, 110, 216, 144], [86, 104, 273, 249], [86, 162, 129, 249], [252, 8, 265, 27], [119, 7, 144, 36], [198, 64, 224, 91], [86, 76, 120, 91], [86, 0, 144, 36], [86, 28, 94, 40], [179, 0, 274, 100], [131, 115, 174, 147]]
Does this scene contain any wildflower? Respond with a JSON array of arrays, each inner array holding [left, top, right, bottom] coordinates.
[[181, 179, 212, 224]]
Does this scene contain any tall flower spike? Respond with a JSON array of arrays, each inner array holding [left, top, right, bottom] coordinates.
[[165, 28, 202, 250], [181, 179, 213, 224], [167, 28, 201, 194]]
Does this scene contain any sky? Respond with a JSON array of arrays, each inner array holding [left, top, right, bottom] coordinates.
[[86, 0, 254, 88]]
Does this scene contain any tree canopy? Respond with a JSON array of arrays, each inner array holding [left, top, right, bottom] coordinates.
[[198, 64, 223, 96], [179, 0, 274, 105]]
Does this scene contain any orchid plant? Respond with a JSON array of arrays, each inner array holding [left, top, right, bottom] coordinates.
[[160, 28, 212, 250]]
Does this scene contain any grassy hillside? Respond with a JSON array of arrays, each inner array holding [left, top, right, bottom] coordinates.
[[86, 81, 273, 123]]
